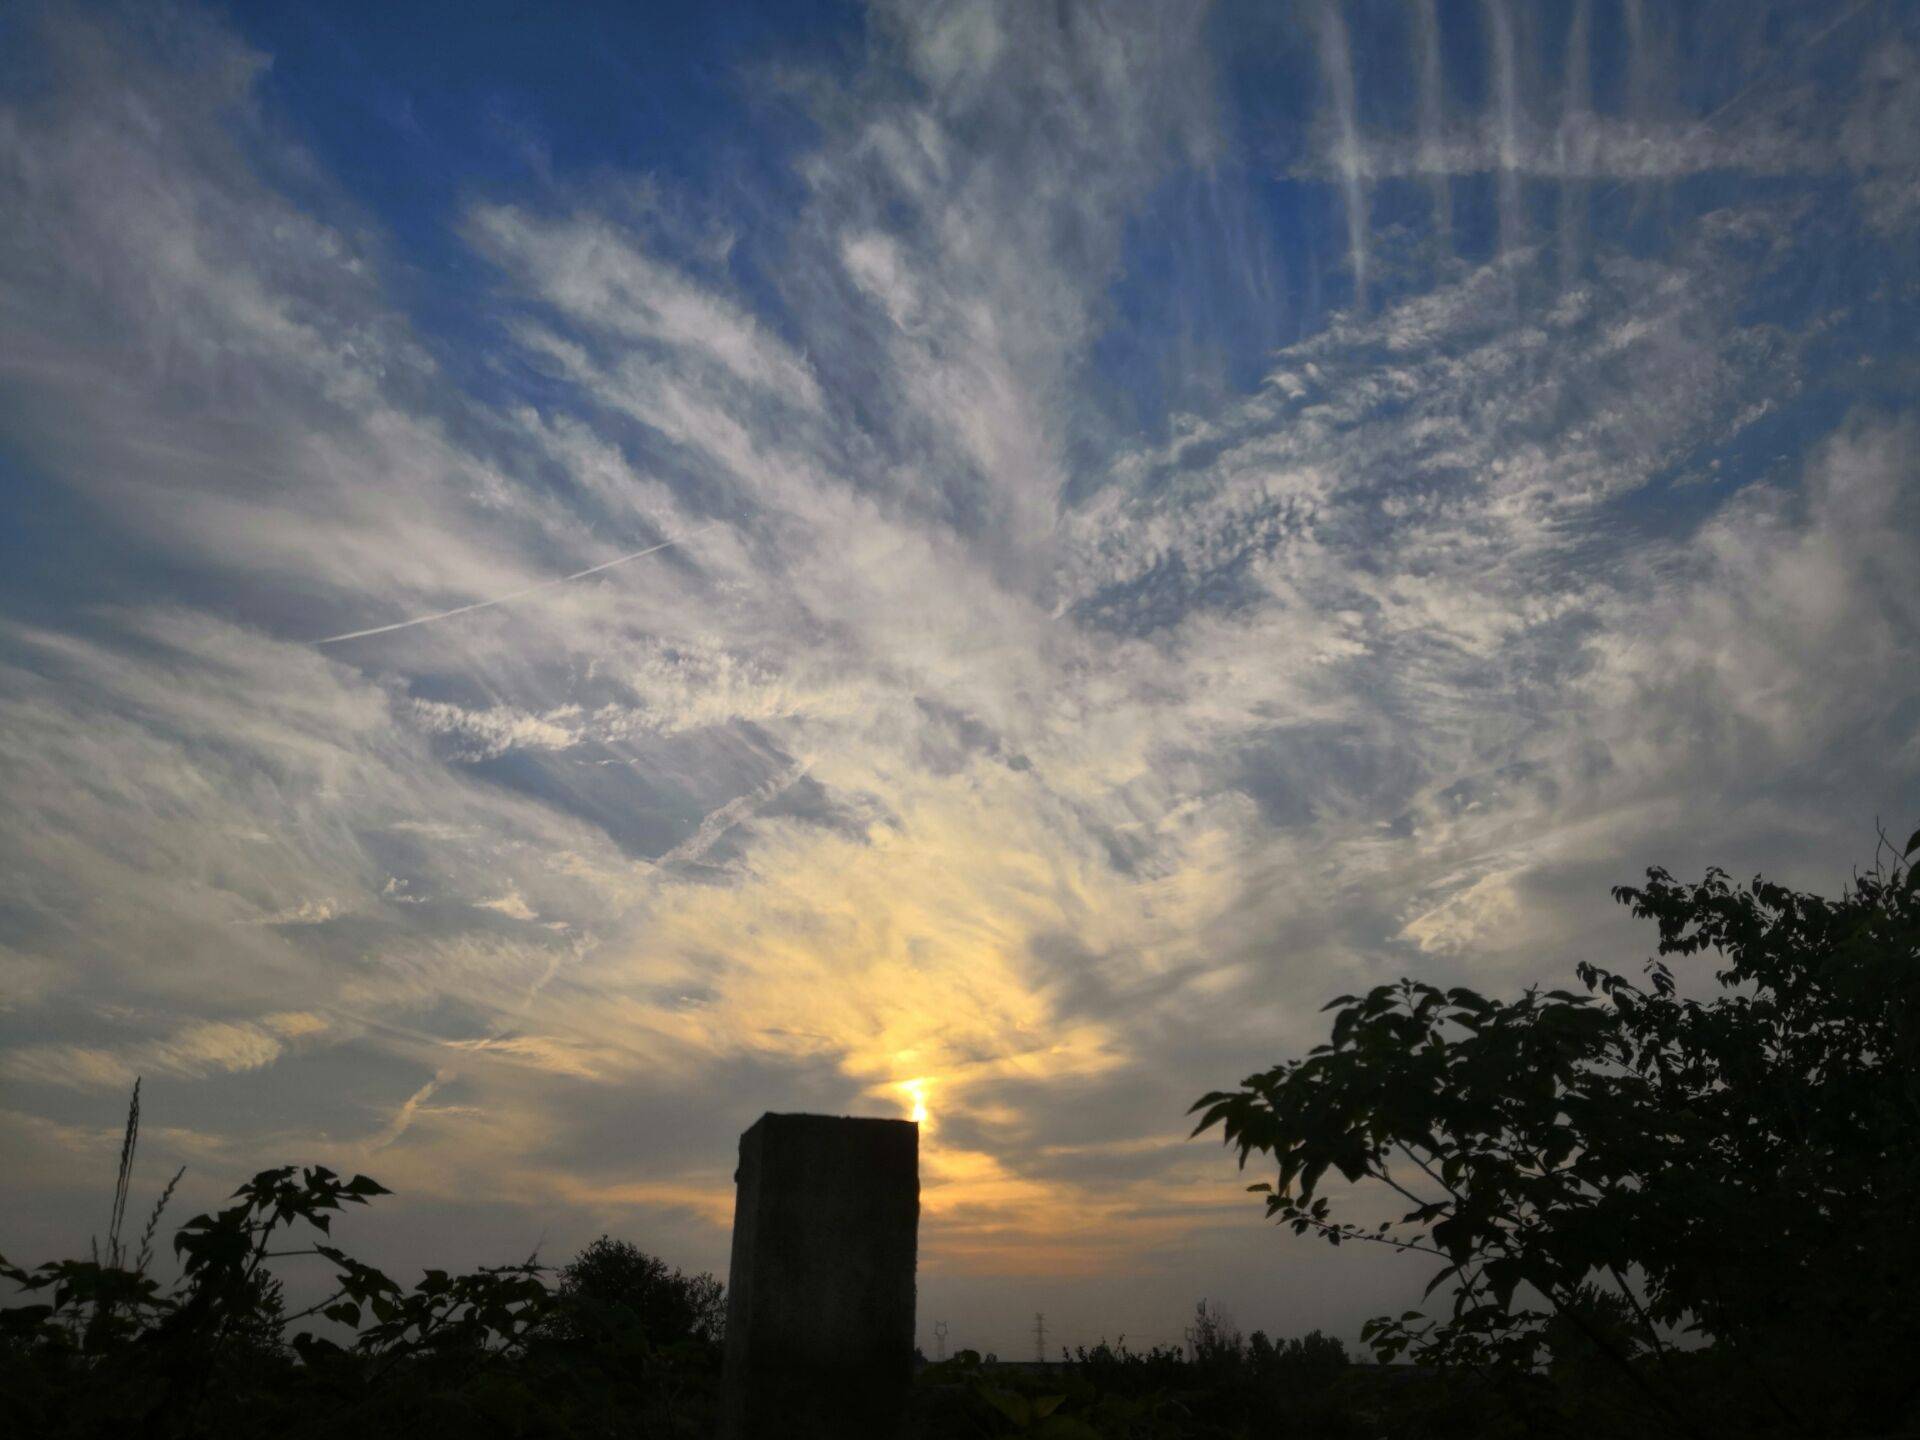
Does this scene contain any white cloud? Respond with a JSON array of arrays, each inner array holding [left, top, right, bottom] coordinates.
[[475, 891, 540, 922], [1, 1014, 337, 1090], [470, 206, 825, 410]]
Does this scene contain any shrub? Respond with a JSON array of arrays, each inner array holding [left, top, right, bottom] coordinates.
[[0, 1099, 723, 1438], [1193, 827, 1920, 1437], [554, 1234, 725, 1346]]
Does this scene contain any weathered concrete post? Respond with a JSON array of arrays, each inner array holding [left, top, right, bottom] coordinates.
[[720, 1112, 919, 1440]]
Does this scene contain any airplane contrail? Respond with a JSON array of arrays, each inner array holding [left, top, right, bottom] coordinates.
[[312, 526, 714, 646]]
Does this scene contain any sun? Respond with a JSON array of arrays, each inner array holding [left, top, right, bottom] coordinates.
[[898, 1077, 930, 1128]]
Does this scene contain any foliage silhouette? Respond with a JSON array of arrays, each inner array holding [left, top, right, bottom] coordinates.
[[1192, 826, 1920, 1438], [1187, 1298, 1242, 1370], [552, 1234, 725, 1346], [0, 1099, 723, 1437], [911, 1329, 1359, 1440]]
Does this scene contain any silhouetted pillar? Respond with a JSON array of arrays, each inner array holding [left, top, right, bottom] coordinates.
[[720, 1112, 919, 1440]]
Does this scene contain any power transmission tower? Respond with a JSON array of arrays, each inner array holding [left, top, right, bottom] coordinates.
[[933, 1319, 949, 1361], [1033, 1312, 1047, 1364]]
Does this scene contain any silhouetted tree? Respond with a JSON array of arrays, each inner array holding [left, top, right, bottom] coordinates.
[[1247, 1327, 1347, 1386], [1189, 1297, 1243, 1367], [556, 1235, 725, 1346], [1194, 827, 1920, 1438], [2, 1145, 731, 1438]]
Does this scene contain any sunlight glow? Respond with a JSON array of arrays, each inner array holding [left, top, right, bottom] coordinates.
[[899, 1077, 931, 1128]]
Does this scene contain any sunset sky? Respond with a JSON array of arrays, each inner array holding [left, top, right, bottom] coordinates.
[[3, 0, 1918, 1357]]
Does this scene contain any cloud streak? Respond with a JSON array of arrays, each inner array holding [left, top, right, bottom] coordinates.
[[312, 527, 716, 646]]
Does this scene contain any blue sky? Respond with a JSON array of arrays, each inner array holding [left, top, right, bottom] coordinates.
[[3, 0, 1918, 1356]]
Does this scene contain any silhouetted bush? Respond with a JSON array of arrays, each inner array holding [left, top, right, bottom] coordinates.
[[909, 1335, 1367, 1440], [0, 1100, 723, 1438], [551, 1234, 725, 1346], [1195, 826, 1920, 1438]]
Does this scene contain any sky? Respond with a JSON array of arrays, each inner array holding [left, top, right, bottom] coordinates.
[[2, 0, 1917, 1359]]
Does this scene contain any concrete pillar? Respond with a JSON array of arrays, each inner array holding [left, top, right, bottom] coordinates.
[[720, 1112, 919, 1440]]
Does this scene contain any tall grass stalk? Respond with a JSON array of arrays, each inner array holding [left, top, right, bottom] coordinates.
[[135, 1165, 186, 1276], [94, 1077, 141, 1269]]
